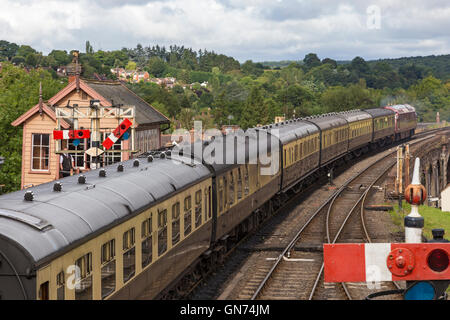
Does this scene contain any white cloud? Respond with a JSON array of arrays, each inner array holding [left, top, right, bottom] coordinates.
[[0, 0, 448, 61]]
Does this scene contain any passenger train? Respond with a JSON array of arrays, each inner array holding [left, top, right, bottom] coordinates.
[[0, 104, 416, 300]]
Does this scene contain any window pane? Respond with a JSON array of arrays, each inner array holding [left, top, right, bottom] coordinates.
[[57, 286, 65, 300], [184, 210, 191, 236], [123, 247, 135, 282], [33, 134, 41, 145], [101, 260, 116, 299], [32, 158, 41, 170], [142, 237, 152, 268], [75, 275, 92, 300], [172, 202, 180, 245], [158, 227, 167, 256], [42, 134, 49, 145]]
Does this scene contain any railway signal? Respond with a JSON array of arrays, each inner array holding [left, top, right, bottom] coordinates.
[[102, 118, 133, 150], [53, 129, 91, 140]]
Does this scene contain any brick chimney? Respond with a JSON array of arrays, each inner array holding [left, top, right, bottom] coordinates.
[[67, 51, 81, 90]]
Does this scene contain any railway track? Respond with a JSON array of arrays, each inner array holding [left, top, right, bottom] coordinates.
[[245, 133, 439, 300], [184, 127, 449, 300]]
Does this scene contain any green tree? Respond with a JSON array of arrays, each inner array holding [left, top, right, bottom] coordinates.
[[126, 61, 137, 70], [240, 87, 269, 129], [147, 57, 166, 77], [0, 41, 19, 60], [16, 45, 37, 58], [85, 41, 94, 55], [48, 50, 71, 67], [0, 63, 66, 192], [303, 53, 321, 70]]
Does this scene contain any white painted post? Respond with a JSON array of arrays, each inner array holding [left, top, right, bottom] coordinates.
[[404, 158, 425, 243]]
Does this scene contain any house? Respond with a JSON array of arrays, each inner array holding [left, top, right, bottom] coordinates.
[[133, 71, 150, 83], [12, 62, 170, 189]]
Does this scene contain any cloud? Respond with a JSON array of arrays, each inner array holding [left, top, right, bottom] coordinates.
[[0, 0, 448, 61]]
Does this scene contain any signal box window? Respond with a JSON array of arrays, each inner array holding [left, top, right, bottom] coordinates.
[[75, 253, 93, 300], [123, 228, 135, 282], [101, 239, 116, 298], [31, 134, 49, 171], [142, 216, 153, 268]]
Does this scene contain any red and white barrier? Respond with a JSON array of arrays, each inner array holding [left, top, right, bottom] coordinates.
[[324, 243, 450, 283]]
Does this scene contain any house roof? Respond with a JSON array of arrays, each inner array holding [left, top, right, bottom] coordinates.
[[82, 80, 170, 126], [12, 79, 170, 128], [11, 103, 70, 128]]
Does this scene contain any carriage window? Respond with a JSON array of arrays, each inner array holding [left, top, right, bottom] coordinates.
[[218, 178, 224, 213], [244, 165, 249, 196], [229, 172, 235, 206], [237, 168, 243, 200], [101, 239, 116, 298], [184, 196, 192, 236], [142, 216, 153, 268], [75, 253, 93, 300], [56, 271, 65, 300], [223, 177, 228, 208], [158, 209, 167, 256], [39, 281, 49, 300], [123, 228, 135, 283], [172, 202, 180, 245], [195, 190, 202, 228]]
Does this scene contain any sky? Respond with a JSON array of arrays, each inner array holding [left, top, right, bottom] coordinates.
[[0, 0, 449, 62]]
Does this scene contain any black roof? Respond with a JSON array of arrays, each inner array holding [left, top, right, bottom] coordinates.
[[85, 80, 170, 126], [303, 113, 348, 130], [363, 108, 395, 118]]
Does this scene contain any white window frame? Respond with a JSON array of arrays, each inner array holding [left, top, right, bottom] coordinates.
[[69, 138, 87, 169], [31, 133, 50, 172]]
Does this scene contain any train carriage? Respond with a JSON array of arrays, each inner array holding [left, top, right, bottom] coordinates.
[[363, 108, 396, 146], [206, 130, 281, 241], [336, 110, 373, 154], [305, 114, 349, 167], [272, 120, 320, 191]]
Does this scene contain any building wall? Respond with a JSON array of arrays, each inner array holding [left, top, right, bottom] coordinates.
[[22, 113, 59, 189], [135, 125, 161, 152]]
